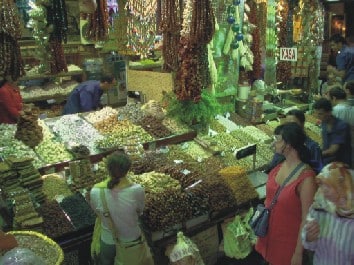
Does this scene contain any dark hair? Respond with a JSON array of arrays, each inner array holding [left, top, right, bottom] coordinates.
[[0, 79, 7, 88], [345, 80, 354, 96], [274, 122, 310, 164], [100, 74, 115, 83], [313, 98, 332, 112], [106, 151, 132, 189], [329, 34, 346, 44], [329, 86, 346, 100], [286, 109, 305, 125]]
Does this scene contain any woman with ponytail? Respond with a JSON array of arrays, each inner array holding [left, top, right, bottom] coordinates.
[[88, 151, 153, 265], [255, 122, 317, 265]]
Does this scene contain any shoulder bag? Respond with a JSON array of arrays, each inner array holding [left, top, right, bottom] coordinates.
[[249, 162, 305, 237]]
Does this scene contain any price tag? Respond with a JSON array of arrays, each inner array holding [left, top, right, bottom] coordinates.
[[47, 99, 56, 104], [181, 169, 191, 175], [55, 195, 65, 203]]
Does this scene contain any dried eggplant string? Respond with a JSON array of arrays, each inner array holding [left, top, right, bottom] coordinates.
[[276, 0, 291, 84], [48, 0, 68, 44], [86, 0, 109, 41], [160, 0, 182, 71], [175, 0, 215, 102], [47, 0, 68, 74], [0, 0, 25, 80]]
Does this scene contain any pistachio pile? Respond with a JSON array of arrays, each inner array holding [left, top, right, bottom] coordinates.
[[84, 106, 118, 124]]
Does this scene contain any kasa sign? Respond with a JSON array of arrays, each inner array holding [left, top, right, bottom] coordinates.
[[279, 47, 297, 61]]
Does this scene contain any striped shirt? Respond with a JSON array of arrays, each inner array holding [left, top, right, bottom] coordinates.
[[302, 208, 354, 265]]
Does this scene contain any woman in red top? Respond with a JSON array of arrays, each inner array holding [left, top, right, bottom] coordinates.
[[255, 122, 317, 265], [0, 79, 23, 124]]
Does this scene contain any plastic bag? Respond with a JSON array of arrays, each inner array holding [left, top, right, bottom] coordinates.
[[224, 208, 256, 259], [167, 232, 204, 265], [0, 247, 46, 265]]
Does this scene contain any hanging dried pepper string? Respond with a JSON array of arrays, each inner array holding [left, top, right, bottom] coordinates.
[[0, 0, 25, 80], [174, 0, 215, 102], [45, 0, 68, 74], [49, 39, 68, 74], [86, 0, 109, 41], [276, 0, 291, 84], [248, 0, 262, 80], [190, 0, 214, 46], [161, 0, 182, 71]]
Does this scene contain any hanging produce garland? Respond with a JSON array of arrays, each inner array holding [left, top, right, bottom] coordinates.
[[247, 0, 262, 80], [0, 0, 25, 80], [264, 0, 277, 88], [174, 0, 215, 102], [160, 0, 182, 71], [126, 0, 157, 58], [86, 0, 109, 41], [46, 0, 68, 74], [276, 0, 291, 84], [47, 0, 68, 43], [112, 0, 129, 54], [257, 0, 267, 50], [296, 0, 324, 95]]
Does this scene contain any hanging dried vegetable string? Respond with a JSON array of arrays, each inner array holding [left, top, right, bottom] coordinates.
[[257, 1, 267, 50], [114, 0, 129, 54], [248, 0, 262, 80], [160, 0, 182, 71], [86, 0, 109, 41], [189, 0, 215, 46], [297, 0, 324, 95], [46, 0, 68, 74], [175, 0, 214, 102], [48, 0, 68, 43], [0, 0, 25, 80], [126, 0, 157, 58], [276, 0, 291, 84]]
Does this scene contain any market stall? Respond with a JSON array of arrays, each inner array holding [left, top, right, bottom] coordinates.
[[0, 0, 339, 263]]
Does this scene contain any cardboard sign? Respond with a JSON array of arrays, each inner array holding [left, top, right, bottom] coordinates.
[[279, 47, 297, 61]]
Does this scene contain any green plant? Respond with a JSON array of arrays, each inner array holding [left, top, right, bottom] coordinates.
[[165, 90, 223, 129]]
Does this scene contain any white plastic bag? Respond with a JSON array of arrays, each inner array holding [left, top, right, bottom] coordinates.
[[0, 247, 46, 265], [167, 232, 204, 265], [224, 208, 256, 259]]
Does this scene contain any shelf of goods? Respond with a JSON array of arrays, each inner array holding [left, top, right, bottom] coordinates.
[[2, 108, 323, 263], [19, 69, 84, 104]]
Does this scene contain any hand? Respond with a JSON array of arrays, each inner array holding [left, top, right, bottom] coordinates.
[[305, 220, 320, 242], [291, 251, 303, 265]]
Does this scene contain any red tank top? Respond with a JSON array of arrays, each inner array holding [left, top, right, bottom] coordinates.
[[255, 163, 315, 265]]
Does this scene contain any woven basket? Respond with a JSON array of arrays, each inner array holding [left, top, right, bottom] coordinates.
[[8, 230, 64, 265]]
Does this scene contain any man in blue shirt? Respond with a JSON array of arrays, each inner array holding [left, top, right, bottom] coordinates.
[[313, 98, 352, 167], [265, 109, 323, 173], [328, 35, 354, 83], [63, 74, 116, 115]]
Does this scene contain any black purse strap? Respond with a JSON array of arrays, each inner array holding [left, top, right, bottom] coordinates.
[[268, 162, 305, 210]]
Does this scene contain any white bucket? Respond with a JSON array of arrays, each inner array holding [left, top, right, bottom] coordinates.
[[238, 85, 250, 100]]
